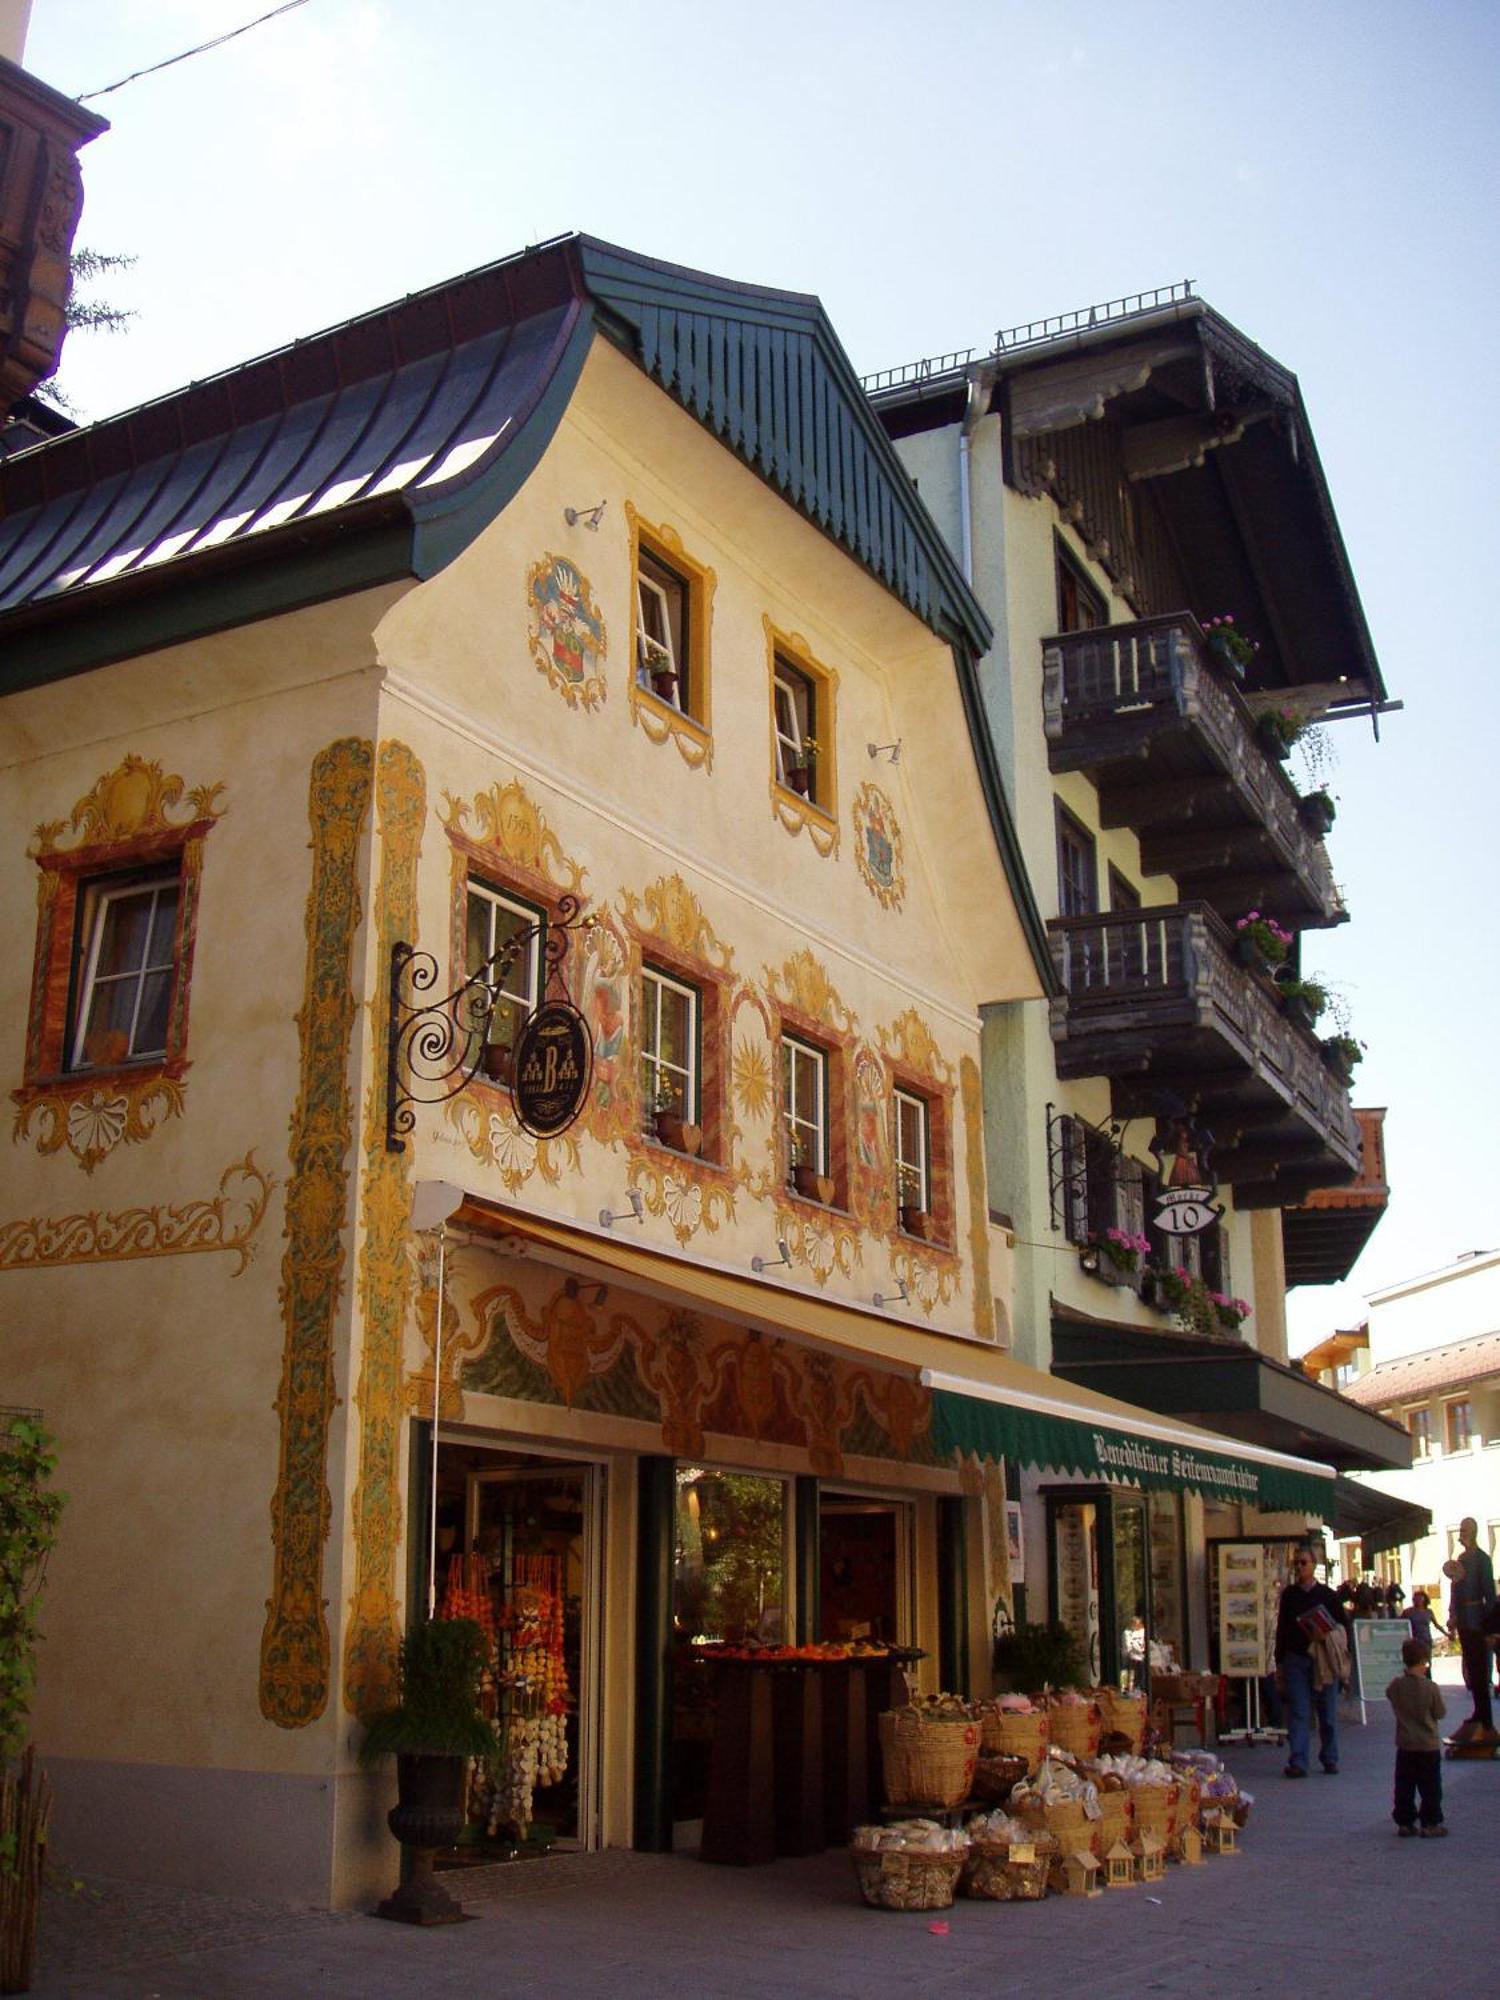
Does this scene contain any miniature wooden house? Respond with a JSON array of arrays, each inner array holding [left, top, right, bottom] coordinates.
[[1133, 1830, 1169, 1880], [1201, 1811, 1239, 1857], [1104, 1839, 1137, 1890], [1054, 1848, 1103, 1898], [1173, 1822, 1203, 1867]]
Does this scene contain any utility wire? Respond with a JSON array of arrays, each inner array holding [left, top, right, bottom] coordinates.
[[79, 0, 311, 103]]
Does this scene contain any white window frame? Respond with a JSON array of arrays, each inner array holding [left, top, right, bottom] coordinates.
[[640, 966, 698, 1125], [773, 660, 813, 788], [70, 871, 181, 1070], [636, 549, 686, 709], [782, 1033, 827, 1178], [466, 881, 542, 1050], [894, 1087, 930, 1214]]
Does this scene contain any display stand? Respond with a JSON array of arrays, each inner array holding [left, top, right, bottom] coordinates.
[[1217, 1673, 1284, 1746]]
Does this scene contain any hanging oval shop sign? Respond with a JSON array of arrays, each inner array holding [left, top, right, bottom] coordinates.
[[511, 1001, 593, 1138], [1153, 1186, 1223, 1237]]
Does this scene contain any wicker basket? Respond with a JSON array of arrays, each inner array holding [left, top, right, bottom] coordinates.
[[1128, 1784, 1176, 1842], [1229, 1794, 1252, 1830], [1097, 1690, 1147, 1753], [1014, 1793, 1092, 1853], [971, 1753, 1029, 1805], [1089, 1789, 1133, 1858], [852, 1844, 968, 1911], [963, 1833, 1055, 1901], [1046, 1700, 1101, 1759], [980, 1707, 1048, 1773], [878, 1710, 981, 1810]]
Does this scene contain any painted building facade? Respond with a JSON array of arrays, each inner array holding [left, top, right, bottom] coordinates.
[[1, 239, 1366, 1906], [867, 289, 1407, 1678]]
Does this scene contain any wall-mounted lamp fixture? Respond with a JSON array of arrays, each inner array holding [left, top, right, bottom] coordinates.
[[866, 741, 902, 764], [873, 1278, 910, 1309], [599, 1190, 645, 1229], [751, 1238, 793, 1274], [565, 501, 607, 530]]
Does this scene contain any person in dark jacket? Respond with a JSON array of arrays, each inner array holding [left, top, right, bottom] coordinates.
[[1445, 1519, 1497, 1739], [1275, 1547, 1349, 1776]]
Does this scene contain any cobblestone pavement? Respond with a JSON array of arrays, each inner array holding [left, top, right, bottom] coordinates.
[[31, 1666, 1497, 2000]]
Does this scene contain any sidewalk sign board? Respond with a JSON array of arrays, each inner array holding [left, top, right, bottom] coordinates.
[[1350, 1619, 1410, 1724]]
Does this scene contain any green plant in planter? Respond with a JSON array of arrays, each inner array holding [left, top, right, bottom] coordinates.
[[1298, 788, 1337, 834], [1277, 976, 1329, 1027], [361, 1617, 494, 1926], [1321, 1032, 1365, 1078], [992, 1620, 1087, 1691], [1255, 706, 1303, 757], [359, 1617, 494, 1765], [1200, 614, 1259, 678], [1233, 910, 1293, 967]]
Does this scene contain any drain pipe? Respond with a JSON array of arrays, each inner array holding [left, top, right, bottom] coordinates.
[[957, 363, 996, 587], [412, 1179, 465, 1616]]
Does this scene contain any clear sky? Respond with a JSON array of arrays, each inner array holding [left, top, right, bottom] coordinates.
[[22, 0, 1500, 1350]]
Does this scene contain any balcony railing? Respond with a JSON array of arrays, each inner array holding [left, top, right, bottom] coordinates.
[[1042, 615, 1341, 925], [1048, 902, 1362, 1198]]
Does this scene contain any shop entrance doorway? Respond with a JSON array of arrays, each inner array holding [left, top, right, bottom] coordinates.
[[433, 1441, 604, 1855], [818, 1493, 914, 1645]]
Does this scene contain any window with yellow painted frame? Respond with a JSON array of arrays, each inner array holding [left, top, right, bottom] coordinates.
[[627, 505, 715, 768], [765, 620, 839, 850]]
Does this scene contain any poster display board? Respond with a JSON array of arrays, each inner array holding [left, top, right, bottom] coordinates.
[[1216, 1542, 1273, 1678], [1350, 1619, 1411, 1724]]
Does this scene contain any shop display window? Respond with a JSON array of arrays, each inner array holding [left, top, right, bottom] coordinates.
[[673, 1465, 788, 1644]]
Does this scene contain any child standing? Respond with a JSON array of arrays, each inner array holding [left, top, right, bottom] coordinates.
[[1386, 1638, 1447, 1837]]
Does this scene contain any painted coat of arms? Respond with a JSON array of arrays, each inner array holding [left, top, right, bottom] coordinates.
[[853, 782, 905, 909], [527, 554, 608, 709]]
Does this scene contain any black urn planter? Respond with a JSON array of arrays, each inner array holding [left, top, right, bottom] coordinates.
[[376, 1752, 472, 1925]]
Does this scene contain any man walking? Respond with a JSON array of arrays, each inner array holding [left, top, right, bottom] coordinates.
[[1445, 1517, 1496, 1742], [1275, 1547, 1348, 1777]]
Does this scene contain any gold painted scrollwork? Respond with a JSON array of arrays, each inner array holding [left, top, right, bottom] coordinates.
[[0, 1151, 273, 1276]]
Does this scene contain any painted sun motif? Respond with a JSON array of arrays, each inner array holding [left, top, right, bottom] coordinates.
[[732, 1038, 772, 1120]]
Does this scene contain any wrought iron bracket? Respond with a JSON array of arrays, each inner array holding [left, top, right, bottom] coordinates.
[[386, 893, 591, 1152]]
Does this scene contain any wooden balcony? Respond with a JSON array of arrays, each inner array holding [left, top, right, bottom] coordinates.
[[1279, 1106, 1389, 1286], [1042, 615, 1342, 927], [0, 57, 107, 413], [1048, 903, 1362, 1203]]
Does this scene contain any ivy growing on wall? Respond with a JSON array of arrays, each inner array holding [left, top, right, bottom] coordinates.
[[0, 1415, 64, 1763]]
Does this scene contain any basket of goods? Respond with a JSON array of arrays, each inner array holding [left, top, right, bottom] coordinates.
[[1094, 1751, 1179, 1842], [851, 1821, 970, 1911], [1097, 1688, 1147, 1753], [879, 1699, 981, 1810], [1088, 1784, 1133, 1858], [1186, 1758, 1243, 1829], [1010, 1751, 1101, 1854], [976, 1693, 1049, 1773], [1046, 1691, 1102, 1759], [1229, 1791, 1253, 1830], [962, 1811, 1055, 1901], [970, 1753, 1029, 1804]]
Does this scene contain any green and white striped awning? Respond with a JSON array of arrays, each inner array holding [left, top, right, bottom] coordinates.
[[922, 1369, 1336, 1514]]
